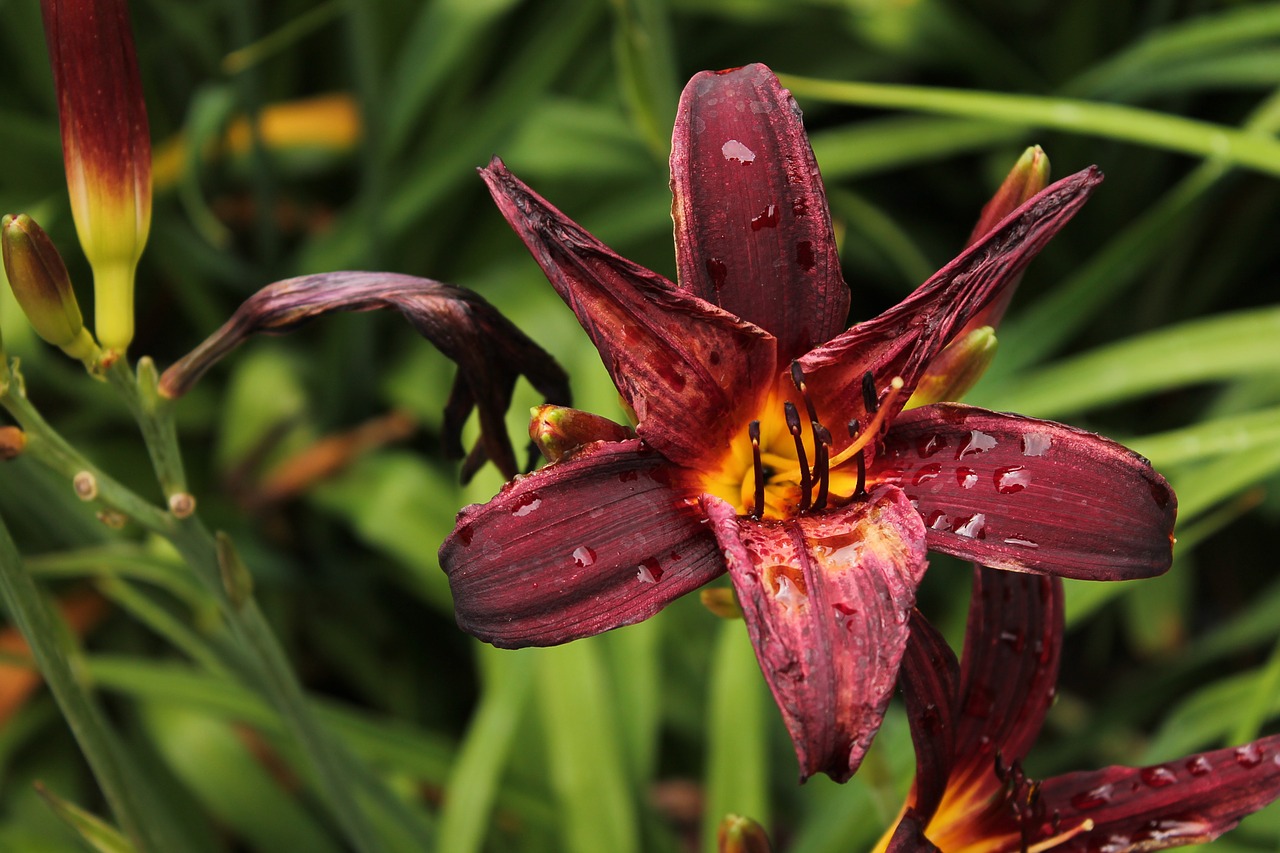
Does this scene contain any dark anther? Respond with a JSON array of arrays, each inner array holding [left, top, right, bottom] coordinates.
[[861, 371, 879, 415], [784, 401, 811, 511], [749, 420, 764, 520], [848, 419, 867, 500], [790, 361, 820, 427], [812, 423, 832, 512]]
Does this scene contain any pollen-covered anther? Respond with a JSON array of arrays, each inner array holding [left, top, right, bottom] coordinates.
[[748, 419, 765, 520]]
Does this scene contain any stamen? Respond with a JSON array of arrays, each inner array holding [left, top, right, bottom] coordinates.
[[790, 361, 821, 426], [849, 419, 867, 499], [861, 371, 879, 414], [784, 401, 812, 511], [829, 376, 905, 470], [749, 420, 764, 519], [812, 423, 832, 511]]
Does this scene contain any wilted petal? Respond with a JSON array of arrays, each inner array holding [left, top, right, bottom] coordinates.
[[872, 404, 1176, 581], [441, 439, 722, 647], [157, 272, 570, 482], [948, 568, 1062, 801], [900, 610, 960, 819], [798, 168, 1102, 447], [1038, 734, 1280, 851], [671, 64, 848, 361], [703, 487, 928, 782], [481, 159, 777, 469]]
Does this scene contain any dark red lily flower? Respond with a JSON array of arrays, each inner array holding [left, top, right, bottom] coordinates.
[[886, 566, 1280, 852], [440, 63, 1176, 781]]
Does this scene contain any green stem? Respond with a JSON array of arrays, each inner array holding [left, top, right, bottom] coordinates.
[[106, 358, 189, 500], [0, 513, 166, 853]]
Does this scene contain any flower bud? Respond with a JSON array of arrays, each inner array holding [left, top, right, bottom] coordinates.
[[905, 326, 997, 409], [0, 426, 26, 460], [965, 146, 1051, 248], [1, 213, 98, 361], [529, 404, 632, 463], [41, 0, 152, 356], [717, 814, 773, 853]]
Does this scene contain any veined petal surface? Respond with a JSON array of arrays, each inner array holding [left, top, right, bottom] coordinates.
[[482, 159, 777, 468], [441, 440, 720, 647], [703, 487, 928, 782], [873, 404, 1176, 580], [671, 63, 848, 361]]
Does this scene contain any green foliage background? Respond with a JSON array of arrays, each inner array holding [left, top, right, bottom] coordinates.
[[2, 0, 1280, 850]]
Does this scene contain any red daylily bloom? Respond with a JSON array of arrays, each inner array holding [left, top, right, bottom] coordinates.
[[440, 63, 1176, 781], [884, 566, 1280, 852]]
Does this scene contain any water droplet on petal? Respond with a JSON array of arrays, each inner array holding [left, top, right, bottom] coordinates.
[[954, 513, 987, 539], [1235, 742, 1264, 768], [512, 493, 542, 517], [457, 523, 475, 545], [1185, 756, 1212, 776], [721, 139, 756, 163], [795, 240, 815, 271], [1140, 765, 1177, 788], [1071, 784, 1113, 811], [926, 510, 951, 532], [917, 434, 945, 458], [750, 204, 778, 230], [706, 257, 728, 291], [956, 467, 977, 489], [572, 546, 596, 568], [1003, 536, 1040, 550], [999, 629, 1025, 652], [637, 558, 664, 584], [912, 463, 942, 485], [1022, 432, 1052, 457], [957, 430, 997, 459], [995, 465, 1032, 494]]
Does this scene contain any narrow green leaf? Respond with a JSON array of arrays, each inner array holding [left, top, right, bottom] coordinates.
[[782, 75, 1280, 179], [609, 0, 679, 160], [535, 641, 639, 853], [1126, 405, 1280, 468], [35, 785, 135, 853], [703, 621, 770, 852]]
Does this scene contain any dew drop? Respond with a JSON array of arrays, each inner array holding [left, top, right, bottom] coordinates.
[[721, 139, 756, 163], [1071, 784, 1113, 811], [637, 558, 664, 584], [926, 510, 951, 532], [999, 629, 1025, 653], [1022, 432, 1052, 457], [795, 240, 815, 272], [957, 430, 998, 459], [1140, 765, 1177, 788], [1003, 536, 1040, 550], [833, 602, 858, 632], [750, 204, 778, 230], [1235, 742, 1264, 768], [512, 493, 542, 517], [917, 434, 946, 458], [954, 513, 987, 539], [792, 197, 808, 218], [912, 463, 942, 485], [706, 257, 728, 291], [1185, 756, 1211, 776], [956, 467, 978, 489], [572, 546, 596, 568], [457, 523, 474, 545], [994, 465, 1032, 494]]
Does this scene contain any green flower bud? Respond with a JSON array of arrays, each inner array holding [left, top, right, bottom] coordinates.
[[529, 404, 632, 463], [717, 814, 773, 853], [905, 326, 998, 409], [1, 213, 98, 362]]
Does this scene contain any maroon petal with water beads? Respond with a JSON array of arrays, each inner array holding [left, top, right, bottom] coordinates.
[[885, 567, 1280, 852], [443, 61, 1179, 783], [874, 405, 1176, 580], [704, 487, 928, 782]]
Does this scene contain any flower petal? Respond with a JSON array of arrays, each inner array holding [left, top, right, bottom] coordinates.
[[947, 568, 1062, 800], [703, 487, 928, 782], [900, 610, 960, 819], [798, 168, 1102, 446], [1038, 734, 1280, 850], [440, 439, 721, 648], [872, 404, 1176, 581], [157, 272, 571, 483], [884, 811, 941, 853], [481, 159, 778, 468], [671, 64, 848, 362]]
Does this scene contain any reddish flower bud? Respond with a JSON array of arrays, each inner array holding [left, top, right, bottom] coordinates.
[[41, 0, 152, 356], [528, 404, 632, 463], [717, 814, 773, 853], [1, 213, 98, 361]]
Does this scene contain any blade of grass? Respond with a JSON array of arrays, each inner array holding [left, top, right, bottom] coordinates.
[[781, 74, 1280, 179], [702, 620, 770, 852]]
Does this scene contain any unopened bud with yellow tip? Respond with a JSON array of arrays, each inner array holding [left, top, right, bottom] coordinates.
[[1, 213, 99, 363], [717, 814, 773, 853], [529, 404, 632, 463], [41, 0, 152, 357]]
